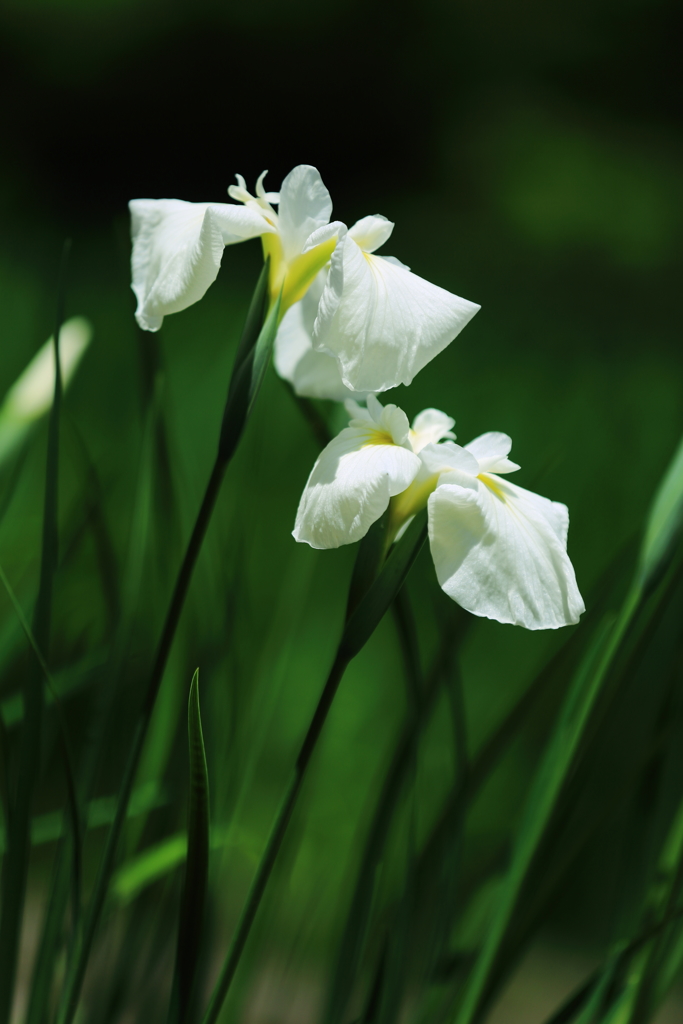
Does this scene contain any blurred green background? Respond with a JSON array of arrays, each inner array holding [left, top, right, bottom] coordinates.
[[0, 0, 682, 1020]]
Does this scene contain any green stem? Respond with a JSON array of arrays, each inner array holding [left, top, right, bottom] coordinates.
[[57, 456, 226, 1024], [57, 261, 276, 1023], [0, 241, 68, 1024], [202, 647, 351, 1024]]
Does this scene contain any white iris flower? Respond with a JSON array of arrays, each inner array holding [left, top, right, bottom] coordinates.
[[293, 396, 585, 630], [130, 165, 480, 396]]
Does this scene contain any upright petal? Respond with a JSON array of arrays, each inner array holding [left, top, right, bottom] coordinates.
[[130, 199, 270, 331], [277, 165, 333, 263], [419, 441, 480, 479], [410, 408, 456, 452], [312, 234, 481, 392], [428, 474, 584, 629], [274, 272, 362, 401], [293, 425, 421, 549], [465, 432, 520, 474], [348, 215, 394, 253]]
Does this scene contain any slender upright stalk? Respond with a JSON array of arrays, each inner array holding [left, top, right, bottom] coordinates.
[[57, 263, 278, 1024], [0, 242, 68, 1024], [57, 455, 227, 1023], [202, 512, 428, 1024], [202, 647, 350, 1024]]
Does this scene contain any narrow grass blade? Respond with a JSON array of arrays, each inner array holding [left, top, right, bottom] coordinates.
[[56, 266, 274, 1024], [624, 794, 683, 1023], [25, 844, 72, 1024], [638, 431, 683, 592], [202, 510, 429, 1024], [325, 615, 470, 1024], [0, 240, 69, 1024], [453, 598, 638, 1024], [112, 833, 188, 903], [0, 712, 9, 839], [0, 560, 85, 1019], [168, 671, 211, 1024]]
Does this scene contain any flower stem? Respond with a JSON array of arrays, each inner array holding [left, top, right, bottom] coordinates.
[[201, 512, 428, 1024], [57, 454, 227, 1024], [202, 646, 351, 1024]]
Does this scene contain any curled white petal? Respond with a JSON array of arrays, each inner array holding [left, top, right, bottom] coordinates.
[[293, 424, 421, 549], [348, 215, 394, 253], [312, 234, 481, 392], [465, 431, 520, 474], [303, 221, 347, 253], [277, 165, 333, 263], [410, 408, 456, 452], [274, 272, 362, 402], [129, 199, 271, 331], [428, 474, 585, 630]]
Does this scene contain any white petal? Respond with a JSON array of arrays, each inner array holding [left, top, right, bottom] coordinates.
[[293, 427, 421, 549], [274, 272, 362, 402], [312, 235, 481, 392], [419, 441, 480, 479], [381, 255, 411, 270], [410, 408, 456, 452], [129, 199, 270, 331], [348, 215, 394, 253], [366, 394, 411, 445], [465, 431, 520, 474], [303, 221, 347, 253], [428, 474, 585, 630], [277, 165, 332, 263]]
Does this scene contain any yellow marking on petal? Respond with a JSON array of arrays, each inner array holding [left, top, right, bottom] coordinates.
[[279, 238, 337, 314], [360, 429, 395, 448], [479, 474, 506, 500]]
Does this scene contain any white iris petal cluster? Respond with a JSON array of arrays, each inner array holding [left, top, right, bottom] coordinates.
[[294, 396, 585, 630], [130, 165, 480, 398], [129, 161, 584, 631]]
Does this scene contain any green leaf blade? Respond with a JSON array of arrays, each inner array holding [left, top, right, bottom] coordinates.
[[169, 669, 211, 1024]]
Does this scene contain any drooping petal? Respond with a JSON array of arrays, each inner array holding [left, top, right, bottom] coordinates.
[[312, 234, 481, 392], [277, 165, 333, 263], [465, 431, 520, 474], [410, 408, 456, 452], [129, 199, 271, 331], [428, 473, 584, 629], [293, 425, 421, 549], [348, 215, 394, 253], [274, 272, 361, 402]]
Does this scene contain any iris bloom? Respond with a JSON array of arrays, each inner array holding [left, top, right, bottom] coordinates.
[[293, 396, 584, 630], [130, 165, 480, 395]]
